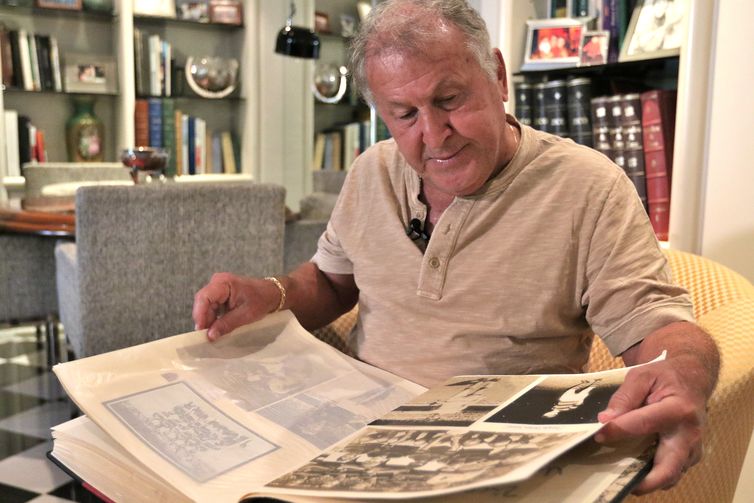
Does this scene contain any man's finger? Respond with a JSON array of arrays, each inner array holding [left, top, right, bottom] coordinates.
[[206, 301, 261, 341], [633, 436, 689, 494], [597, 397, 701, 443], [192, 281, 232, 329], [598, 367, 658, 423]]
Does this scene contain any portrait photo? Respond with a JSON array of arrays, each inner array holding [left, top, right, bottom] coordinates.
[[580, 31, 610, 66], [522, 18, 584, 70]]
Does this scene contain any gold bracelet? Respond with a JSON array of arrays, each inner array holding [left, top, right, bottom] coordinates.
[[264, 276, 286, 313]]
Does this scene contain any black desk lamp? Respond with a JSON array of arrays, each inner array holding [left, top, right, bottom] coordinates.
[[275, 2, 320, 59]]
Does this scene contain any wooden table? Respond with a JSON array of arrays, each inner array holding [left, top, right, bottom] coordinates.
[[0, 198, 75, 237]]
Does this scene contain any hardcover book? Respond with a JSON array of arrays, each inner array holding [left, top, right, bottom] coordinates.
[[640, 89, 677, 241], [51, 312, 655, 503]]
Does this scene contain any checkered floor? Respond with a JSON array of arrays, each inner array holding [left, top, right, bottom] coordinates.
[[0, 323, 100, 503]]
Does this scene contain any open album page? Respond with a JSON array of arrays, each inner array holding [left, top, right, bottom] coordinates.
[[256, 362, 655, 500], [52, 311, 426, 502]]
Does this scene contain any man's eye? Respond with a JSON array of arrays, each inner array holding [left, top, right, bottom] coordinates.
[[439, 95, 458, 107], [398, 110, 417, 120]]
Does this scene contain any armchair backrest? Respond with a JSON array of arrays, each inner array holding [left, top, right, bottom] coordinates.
[[589, 249, 754, 503], [68, 182, 285, 357], [23, 163, 129, 198]]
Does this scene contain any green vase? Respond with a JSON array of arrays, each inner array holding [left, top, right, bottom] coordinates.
[[66, 96, 105, 162]]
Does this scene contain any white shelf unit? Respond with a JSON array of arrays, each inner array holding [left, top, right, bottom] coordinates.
[[0, 0, 258, 188], [479, 0, 717, 257]]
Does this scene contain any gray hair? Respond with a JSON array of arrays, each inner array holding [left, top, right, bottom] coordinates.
[[349, 0, 497, 106]]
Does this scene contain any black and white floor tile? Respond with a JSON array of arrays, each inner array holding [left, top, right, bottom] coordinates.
[[0, 324, 101, 502]]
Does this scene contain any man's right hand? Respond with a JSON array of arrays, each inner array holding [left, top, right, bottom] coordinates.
[[192, 272, 283, 341]]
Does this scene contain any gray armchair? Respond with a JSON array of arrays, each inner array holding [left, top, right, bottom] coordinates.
[[55, 182, 285, 358], [284, 170, 346, 273]]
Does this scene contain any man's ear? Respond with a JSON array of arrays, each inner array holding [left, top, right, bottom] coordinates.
[[493, 48, 509, 102]]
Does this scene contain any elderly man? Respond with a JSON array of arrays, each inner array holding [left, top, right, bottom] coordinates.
[[193, 0, 718, 495]]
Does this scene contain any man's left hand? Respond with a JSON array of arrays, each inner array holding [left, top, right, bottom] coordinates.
[[595, 321, 719, 494], [596, 357, 706, 493]]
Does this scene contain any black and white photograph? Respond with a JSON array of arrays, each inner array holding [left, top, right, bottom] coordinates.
[[267, 427, 584, 495], [483, 371, 625, 426], [105, 382, 278, 482], [372, 374, 538, 427]]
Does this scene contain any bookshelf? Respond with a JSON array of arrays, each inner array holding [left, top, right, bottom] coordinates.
[[310, 0, 371, 172], [0, 0, 255, 182], [481, 0, 716, 253]]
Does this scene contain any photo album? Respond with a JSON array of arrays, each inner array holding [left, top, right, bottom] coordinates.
[[50, 311, 656, 502]]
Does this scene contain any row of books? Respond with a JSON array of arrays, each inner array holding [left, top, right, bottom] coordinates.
[[2, 109, 47, 177], [590, 89, 676, 241], [133, 28, 172, 97], [515, 77, 593, 147], [313, 120, 370, 172], [135, 98, 239, 177], [312, 118, 392, 172], [0, 25, 62, 92]]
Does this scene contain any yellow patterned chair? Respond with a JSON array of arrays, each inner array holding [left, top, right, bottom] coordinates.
[[314, 249, 754, 502]]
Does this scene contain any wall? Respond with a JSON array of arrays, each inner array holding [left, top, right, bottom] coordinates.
[[256, 0, 314, 210], [700, 0, 754, 282]]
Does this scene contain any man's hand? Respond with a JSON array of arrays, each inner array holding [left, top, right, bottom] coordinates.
[[596, 322, 719, 494], [192, 273, 281, 341]]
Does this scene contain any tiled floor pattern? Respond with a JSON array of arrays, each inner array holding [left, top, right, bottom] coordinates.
[[0, 323, 100, 503]]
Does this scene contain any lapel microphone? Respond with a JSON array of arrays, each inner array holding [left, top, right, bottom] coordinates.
[[406, 218, 430, 242]]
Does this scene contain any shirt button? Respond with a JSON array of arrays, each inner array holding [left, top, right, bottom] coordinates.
[[429, 257, 441, 269]]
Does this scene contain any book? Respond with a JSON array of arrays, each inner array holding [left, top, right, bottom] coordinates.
[[221, 131, 236, 174], [49, 37, 62, 92], [620, 93, 647, 210], [174, 109, 184, 176], [35, 34, 53, 91], [16, 114, 32, 166], [17, 29, 33, 91], [147, 97, 163, 148], [27, 32, 40, 91], [134, 99, 149, 147], [161, 98, 177, 177], [640, 89, 677, 241], [3, 110, 20, 177], [8, 29, 23, 89], [51, 311, 656, 503], [0, 24, 13, 89]]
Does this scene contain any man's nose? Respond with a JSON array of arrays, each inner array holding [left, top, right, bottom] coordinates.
[[420, 109, 452, 149]]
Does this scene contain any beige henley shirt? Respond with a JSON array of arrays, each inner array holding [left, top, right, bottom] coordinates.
[[312, 118, 694, 387]]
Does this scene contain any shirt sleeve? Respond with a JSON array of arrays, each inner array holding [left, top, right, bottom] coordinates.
[[582, 174, 695, 356], [311, 218, 354, 275]]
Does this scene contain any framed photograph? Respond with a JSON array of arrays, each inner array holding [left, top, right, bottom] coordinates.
[[340, 13, 356, 38], [63, 53, 118, 94], [174, 0, 208, 22], [134, 0, 176, 18], [521, 18, 585, 71], [35, 0, 82, 10], [580, 30, 610, 66], [620, 0, 687, 62], [314, 11, 331, 34], [209, 0, 242, 25]]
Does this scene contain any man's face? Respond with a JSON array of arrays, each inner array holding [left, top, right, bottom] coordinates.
[[367, 25, 511, 198]]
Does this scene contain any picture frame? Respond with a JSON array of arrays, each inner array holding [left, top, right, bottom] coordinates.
[[580, 30, 610, 66], [314, 11, 331, 34], [35, 0, 82, 10], [174, 0, 208, 22], [134, 0, 176, 18], [63, 53, 118, 94], [208, 0, 242, 26], [521, 18, 585, 71], [620, 0, 688, 62]]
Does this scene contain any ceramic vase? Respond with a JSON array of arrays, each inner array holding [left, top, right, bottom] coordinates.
[[66, 96, 105, 162]]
